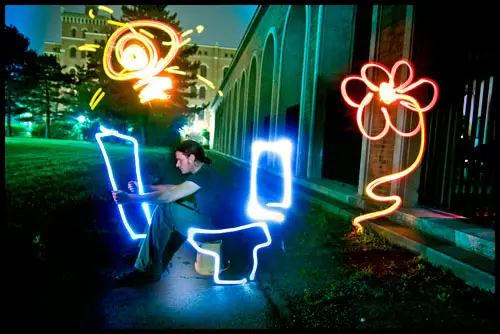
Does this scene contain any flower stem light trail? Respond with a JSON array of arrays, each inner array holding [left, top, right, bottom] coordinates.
[[340, 59, 439, 233]]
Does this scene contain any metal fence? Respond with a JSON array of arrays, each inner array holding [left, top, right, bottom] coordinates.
[[419, 75, 497, 228]]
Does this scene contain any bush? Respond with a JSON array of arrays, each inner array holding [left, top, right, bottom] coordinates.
[[5, 124, 27, 137], [31, 122, 77, 140]]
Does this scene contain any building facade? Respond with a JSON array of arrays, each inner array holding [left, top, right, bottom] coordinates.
[[208, 5, 497, 227], [185, 44, 236, 133], [43, 6, 110, 75]]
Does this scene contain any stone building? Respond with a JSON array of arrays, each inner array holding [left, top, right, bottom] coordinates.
[[43, 6, 110, 75], [208, 5, 497, 226], [185, 44, 236, 132]]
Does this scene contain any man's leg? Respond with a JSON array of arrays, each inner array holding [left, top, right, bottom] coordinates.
[[161, 230, 187, 273], [116, 202, 211, 286], [134, 204, 175, 279], [168, 201, 215, 237]]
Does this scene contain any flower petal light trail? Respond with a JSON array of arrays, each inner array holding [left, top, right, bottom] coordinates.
[[340, 59, 439, 233]]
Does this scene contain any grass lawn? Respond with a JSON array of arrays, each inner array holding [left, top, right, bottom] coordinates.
[[5, 137, 179, 287]]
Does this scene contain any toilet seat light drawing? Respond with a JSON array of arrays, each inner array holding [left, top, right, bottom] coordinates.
[[187, 139, 293, 284], [95, 126, 152, 239], [340, 59, 439, 233], [96, 133, 293, 284]]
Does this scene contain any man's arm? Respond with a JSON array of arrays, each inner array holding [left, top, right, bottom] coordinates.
[[129, 181, 175, 193], [117, 181, 200, 205], [149, 184, 175, 192]]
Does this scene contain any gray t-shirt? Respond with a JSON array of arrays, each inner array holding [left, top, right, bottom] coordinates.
[[187, 164, 226, 222]]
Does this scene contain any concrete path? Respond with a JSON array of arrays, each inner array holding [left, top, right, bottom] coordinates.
[[95, 242, 277, 329]]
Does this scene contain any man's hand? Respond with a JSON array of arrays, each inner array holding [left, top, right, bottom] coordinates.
[[128, 180, 138, 193], [112, 190, 130, 204]]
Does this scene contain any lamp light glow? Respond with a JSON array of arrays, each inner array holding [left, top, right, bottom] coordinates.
[[341, 59, 439, 233], [95, 126, 152, 239]]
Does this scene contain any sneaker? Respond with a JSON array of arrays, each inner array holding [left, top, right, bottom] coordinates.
[[115, 270, 160, 287]]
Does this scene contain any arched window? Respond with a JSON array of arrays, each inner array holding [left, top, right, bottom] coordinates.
[[69, 68, 76, 76], [190, 85, 197, 97], [199, 86, 206, 99], [200, 65, 207, 77], [94, 29, 99, 33], [71, 28, 77, 37], [69, 47, 77, 58], [82, 29, 87, 37], [223, 67, 229, 77]]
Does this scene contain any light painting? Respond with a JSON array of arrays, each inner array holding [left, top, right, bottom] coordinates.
[[246, 139, 293, 223], [95, 126, 152, 239], [85, 7, 220, 109], [340, 59, 439, 233], [187, 222, 272, 285]]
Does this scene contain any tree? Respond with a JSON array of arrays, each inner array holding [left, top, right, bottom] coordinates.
[[73, 6, 200, 145], [119, 5, 200, 106], [75, 38, 151, 140], [117, 5, 201, 143], [4, 25, 39, 137], [25, 55, 77, 138]]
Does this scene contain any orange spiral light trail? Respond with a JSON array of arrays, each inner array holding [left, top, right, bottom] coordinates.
[[103, 20, 181, 83], [341, 59, 439, 233], [86, 8, 216, 109]]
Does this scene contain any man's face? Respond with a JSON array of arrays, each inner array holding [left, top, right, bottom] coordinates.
[[175, 151, 193, 174]]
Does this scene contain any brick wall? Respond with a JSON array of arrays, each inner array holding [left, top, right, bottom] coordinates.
[[366, 5, 407, 196]]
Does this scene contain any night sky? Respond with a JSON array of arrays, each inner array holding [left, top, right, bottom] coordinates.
[[5, 5, 258, 54]]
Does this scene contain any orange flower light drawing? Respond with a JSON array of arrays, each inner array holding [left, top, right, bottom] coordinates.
[[341, 59, 439, 233]]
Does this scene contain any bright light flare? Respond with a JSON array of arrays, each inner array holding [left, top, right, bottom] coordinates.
[[178, 37, 191, 49], [95, 126, 152, 239], [247, 139, 293, 223], [98, 5, 114, 14], [120, 44, 149, 71], [108, 20, 125, 27], [196, 74, 215, 90], [88, 9, 95, 19], [340, 59, 439, 233], [134, 76, 173, 104], [139, 28, 155, 39], [78, 46, 97, 52], [181, 29, 193, 37], [89, 88, 106, 110], [103, 20, 180, 82], [196, 25, 204, 34], [187, 222, 272, 284], [165, 68, 187, 76]]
